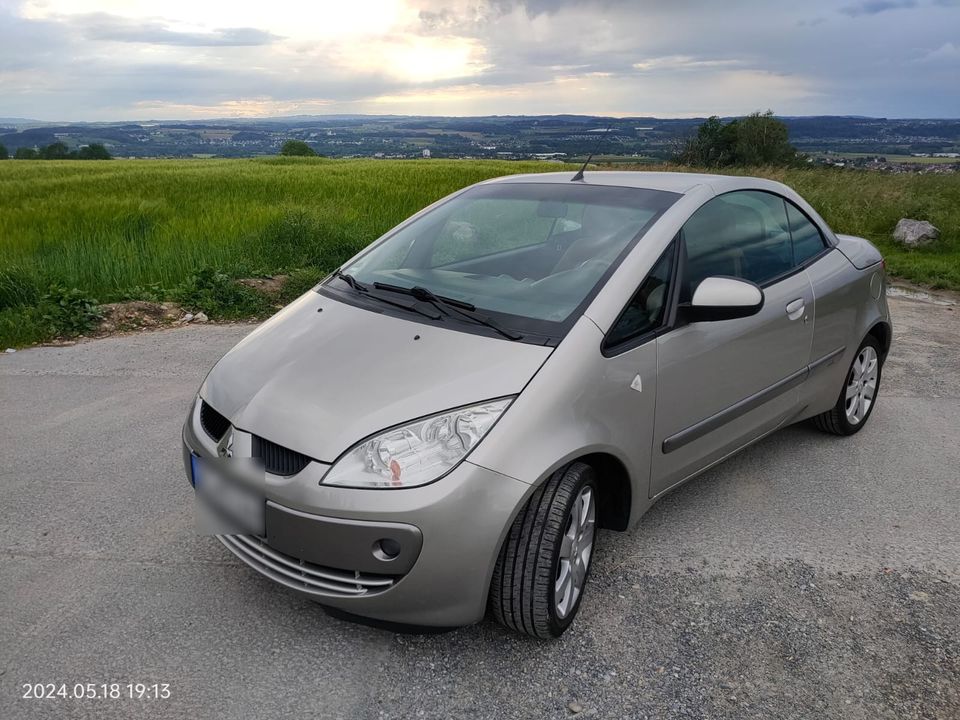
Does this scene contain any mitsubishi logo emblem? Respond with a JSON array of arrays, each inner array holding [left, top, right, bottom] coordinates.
[[217, 428, 235, 458]]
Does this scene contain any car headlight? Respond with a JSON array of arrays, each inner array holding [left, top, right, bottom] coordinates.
[[322, 398, 512, 489]]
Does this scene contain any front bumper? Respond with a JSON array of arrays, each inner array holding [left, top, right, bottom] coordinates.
[[182, 400, 531, 627]]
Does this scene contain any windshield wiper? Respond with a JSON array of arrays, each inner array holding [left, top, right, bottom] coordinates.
[[332, 269, 367, 293], [332, 270, 441, 320], [373, 282, 523, 341], [374, 282, 476, 310]]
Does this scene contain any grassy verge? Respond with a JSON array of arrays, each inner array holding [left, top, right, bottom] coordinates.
[[0, 157, 957, 347]]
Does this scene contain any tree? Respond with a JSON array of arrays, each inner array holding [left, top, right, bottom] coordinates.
[[77, 143, 112, 160], [280, 139, 317, 156], [677, 111, 799, 167], [677, 116, 738, 167], [39, 141, 70, 159], [14, 147, 38, 159], [733, 111, 797, 166], [0, 143, 8, 160]]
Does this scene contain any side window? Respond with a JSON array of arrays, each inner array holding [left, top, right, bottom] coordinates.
[[787, 202, 828, 265], [682, 191, 793, 291], [606, 243, 675, 349]]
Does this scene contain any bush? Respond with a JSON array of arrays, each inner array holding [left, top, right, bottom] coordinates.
[[39, 141, 70, 160], [171, 268, 271, 319], [77, 143, 112, 160], [39, 284, 102, 336], [678, 111, 800, 168], [118, 282, 168, 303], [280, 139, 317, 157], [9, 142, 112, 161]]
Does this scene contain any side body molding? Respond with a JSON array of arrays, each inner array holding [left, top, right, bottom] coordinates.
[[662, 346, 845, 454]]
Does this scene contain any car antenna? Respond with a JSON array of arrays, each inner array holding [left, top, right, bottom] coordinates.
[[571, 122, 613, 182]]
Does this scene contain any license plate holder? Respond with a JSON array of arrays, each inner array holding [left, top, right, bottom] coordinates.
[[192, 455, 265, 536]]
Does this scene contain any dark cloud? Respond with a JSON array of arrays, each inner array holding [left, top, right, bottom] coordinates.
[[80, 14, 281, 46], [839, 0, 917, 17]]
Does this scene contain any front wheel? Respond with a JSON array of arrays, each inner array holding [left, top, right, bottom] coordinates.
[[812, 335, 882, 436], [489, 462, 597, 638]]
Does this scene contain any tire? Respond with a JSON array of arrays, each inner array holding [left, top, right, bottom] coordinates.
[[812, 334, 882, 436], [489, 462, 598, 638]]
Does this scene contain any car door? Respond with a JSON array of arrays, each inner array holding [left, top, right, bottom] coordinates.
[[787, 201, 864, 412], [785, 200, 852, 365], [595, 240, 680, 500], [649, 190, 815, 497]]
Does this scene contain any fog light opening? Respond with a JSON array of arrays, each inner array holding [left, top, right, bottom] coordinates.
[[373, 538, 402, 561]]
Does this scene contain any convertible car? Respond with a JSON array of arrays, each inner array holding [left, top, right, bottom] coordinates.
[[183, 171, 890, 637]]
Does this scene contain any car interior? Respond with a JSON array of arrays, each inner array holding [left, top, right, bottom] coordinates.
[[367, 201, 662, 322]]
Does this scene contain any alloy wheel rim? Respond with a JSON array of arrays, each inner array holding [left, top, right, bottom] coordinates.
[[845, 346, 878, 425], [555, 485, 596, 620]]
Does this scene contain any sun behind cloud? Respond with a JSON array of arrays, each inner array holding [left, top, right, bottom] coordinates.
[[347, 35, 489, 83]]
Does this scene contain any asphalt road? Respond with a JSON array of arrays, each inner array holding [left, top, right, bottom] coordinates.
[[2, 295, 958, 720]]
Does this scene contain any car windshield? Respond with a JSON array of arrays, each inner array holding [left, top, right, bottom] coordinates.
[[336, 182, 679, 340]]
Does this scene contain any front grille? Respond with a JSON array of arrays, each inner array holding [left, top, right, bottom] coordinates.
[[253, 435, 311, 476], [218, 534, 396, 597], [200, 400, 231, 441]]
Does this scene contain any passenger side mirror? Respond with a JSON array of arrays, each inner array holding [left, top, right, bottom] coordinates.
[[686, 276, 764, 322]]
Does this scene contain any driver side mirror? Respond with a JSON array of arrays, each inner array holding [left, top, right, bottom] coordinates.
[[684, 276, 764, 322]]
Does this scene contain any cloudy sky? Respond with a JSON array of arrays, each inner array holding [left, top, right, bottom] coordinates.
[[1, 0, 958, 121]]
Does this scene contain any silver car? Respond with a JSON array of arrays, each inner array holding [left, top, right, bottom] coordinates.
[[182, 171, 891, 638]]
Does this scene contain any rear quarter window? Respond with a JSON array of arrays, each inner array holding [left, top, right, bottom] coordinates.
[[787, 202, 828, 265]]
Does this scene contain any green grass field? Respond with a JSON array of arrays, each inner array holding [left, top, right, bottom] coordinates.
[[1, 157, 958, 347]]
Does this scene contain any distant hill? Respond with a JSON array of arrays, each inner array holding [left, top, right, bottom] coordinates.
[[1, 114, 958, 160], [0, 117, 45, 126]]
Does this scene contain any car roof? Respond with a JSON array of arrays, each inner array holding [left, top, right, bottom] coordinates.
[[485, 170, 785, 196]]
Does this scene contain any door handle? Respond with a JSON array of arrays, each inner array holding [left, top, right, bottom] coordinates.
[[785, 298, 805, 320]]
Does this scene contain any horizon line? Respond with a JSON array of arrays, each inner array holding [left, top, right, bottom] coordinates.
[[3, 112, 960, 125]]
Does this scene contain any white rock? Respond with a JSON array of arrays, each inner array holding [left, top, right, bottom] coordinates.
[[892, 218, 940, 247], [4, 348, 15, 353], [183, 313, 194, 322], [194, 312, 209, 323]]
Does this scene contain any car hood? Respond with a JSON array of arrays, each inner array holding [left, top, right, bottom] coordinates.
[[200, 290, 552, 462]]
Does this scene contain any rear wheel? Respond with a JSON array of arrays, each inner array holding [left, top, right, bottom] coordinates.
[[489, 462, 597, 638], [812, 335, 882, 436]]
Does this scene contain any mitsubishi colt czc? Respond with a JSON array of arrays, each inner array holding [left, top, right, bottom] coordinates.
[[183, 171, 891, 638]]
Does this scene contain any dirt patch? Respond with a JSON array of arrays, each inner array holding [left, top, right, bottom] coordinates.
[[237, 275, 289, 296], [82, 277, 288, 343], [95, 300, 184, 336]]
